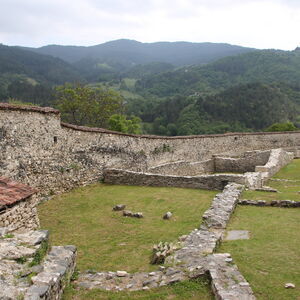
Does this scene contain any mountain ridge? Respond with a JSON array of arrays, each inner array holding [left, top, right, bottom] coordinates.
[[23, 39, 256, 66]]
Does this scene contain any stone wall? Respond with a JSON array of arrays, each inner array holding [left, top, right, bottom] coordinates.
[[147, 159, 215, 176], [214, 150, 271, 173], [103, 168, 253, 190], [0, 228, 76, 300], [255, 148, 294, 179], [149, 150, 272, 176], [25, 245, 77, 300], [1, 104, 300, 196], [0, 195, 40, 232]]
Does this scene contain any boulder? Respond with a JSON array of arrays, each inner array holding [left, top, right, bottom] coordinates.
[[123, 210, 133, 217], [113, 204, 126, 211], [163, 212, 172, 220]]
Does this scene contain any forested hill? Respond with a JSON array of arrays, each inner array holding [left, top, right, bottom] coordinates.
[[126, 49, 300, 135], [0, 44, 82, 84], [26, 39, 255, 66], [1, 41, 300, 136], [0, 44, 82, 103], [135, 49, 300, 98]]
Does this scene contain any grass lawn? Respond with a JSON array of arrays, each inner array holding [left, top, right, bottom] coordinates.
[[38, 184, 216, 273], [39, 184, 216, 300], [219, 158, 300, 299], [219, 206, 300, 299], [242, 159, 300, 202]]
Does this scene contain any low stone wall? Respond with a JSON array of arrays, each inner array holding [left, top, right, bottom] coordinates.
[[0, 196, 40, 232], [103, 168, 248, 190], [148, 159, 215, 176], [239, 199, 300, 208], [25, 245, 77, 300], [207, 254, 256, 300], [255, 148, 294, 179], [214, 150, 270, 173], [148, 150, 271, 176], [0, 228, 76, 300]]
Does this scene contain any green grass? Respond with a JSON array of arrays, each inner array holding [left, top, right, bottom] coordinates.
[[63, 277, 213, 300], [218, 206, 300, 300], [38, 184, 216, 273], [273, 159, 300, 180], [242, 159, 300, 202], [219, 158, 300, 299]]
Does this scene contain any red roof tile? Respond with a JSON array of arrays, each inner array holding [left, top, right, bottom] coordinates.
[[0, 177, 37, 207]]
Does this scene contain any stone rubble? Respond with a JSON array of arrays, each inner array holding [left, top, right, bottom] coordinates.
[[151, 241, 180, 264], [207, 253, 256, 300], [113, 204, 126, 211], [25, 245, 77, 300], [239, 199, 300, 208], [255, 186, 278, 193], [77, 268, 188, 291], [0, 229, 76, 300], [122, 210, 144, 218]]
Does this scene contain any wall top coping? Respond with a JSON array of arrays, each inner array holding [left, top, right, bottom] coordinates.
[[1, 103, 300, 140], [0, 103, 60, 114], [0, 177, 37, 208], [62, 122, 300, 140]]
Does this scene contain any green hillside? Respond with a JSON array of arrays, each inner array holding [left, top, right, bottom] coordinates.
[[23, 39, 255, 82], [27, 39, 255, 65], [1, 42, 300, 135], [136, 49, 300, 98], [0, 44, 83, 104], [0, 44, 82, 84]]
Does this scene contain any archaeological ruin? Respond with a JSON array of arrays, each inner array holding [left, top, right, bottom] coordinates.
[[0, 103, 299, 299]]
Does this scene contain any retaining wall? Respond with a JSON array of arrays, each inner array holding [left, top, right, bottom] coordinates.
[[1, 104, 300, 196], [103, 169, 255, 190]]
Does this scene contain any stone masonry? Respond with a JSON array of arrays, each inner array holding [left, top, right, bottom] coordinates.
[[0, 103, 300, 197], [0, 103, 298, 299], [103, 168, 266, 190], [0, 229, 77, 300], [0, 177, 40, 232]]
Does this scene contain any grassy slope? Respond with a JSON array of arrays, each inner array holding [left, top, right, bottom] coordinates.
[[38, 184, 216, 272], [219, 159, 300, 299]]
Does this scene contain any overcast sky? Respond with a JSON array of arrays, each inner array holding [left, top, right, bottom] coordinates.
[[0, 0, 299, 50]]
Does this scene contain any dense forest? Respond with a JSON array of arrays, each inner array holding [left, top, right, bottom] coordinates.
[[0, 40, 300, 135]]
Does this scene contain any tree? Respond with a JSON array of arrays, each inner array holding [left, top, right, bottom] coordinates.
[[108, 114, 142, 134], [55, 83, 124, 128], [265, 121, 298, 132]]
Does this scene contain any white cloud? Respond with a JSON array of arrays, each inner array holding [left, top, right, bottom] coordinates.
[[0, 0, 298, 49]]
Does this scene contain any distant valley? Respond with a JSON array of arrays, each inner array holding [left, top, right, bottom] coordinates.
[[0, 39, 299, 135]]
